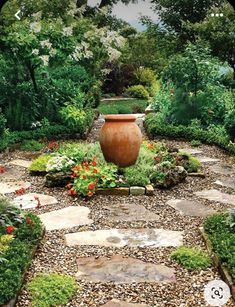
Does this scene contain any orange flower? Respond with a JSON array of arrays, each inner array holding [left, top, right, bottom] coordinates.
[[69, 188, 77, 196], [86, 191, 93, 197], [101, 175, 105, 179], [87, 182, 95, 190], [92, 161, 97, 167], [93, 168, 98, 174], [66, 183, 72, 189], [70, 173, 77, 179], [82, 161, 89, 167], [82, 175, 87, 179]]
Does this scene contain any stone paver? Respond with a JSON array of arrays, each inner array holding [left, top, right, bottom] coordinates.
[[195, 189, 235, 205], [166, 199, 216, 217], [179, 148, 203, 155], [197, 156, 220, 163], [210, 164, 235, 176], [0, 167, 23, 181], [9, 159, 32, 168], [39, 206, 93, 230], [101, 299, 148, 307], [215, 178, 235, 190], [13, 193, 58, 209], [76, 255, 176, 283], [65, 228, 183, 248], [103, 203, 159, 222], [129, 186, 146, 196], [0, 181, 31, 195]]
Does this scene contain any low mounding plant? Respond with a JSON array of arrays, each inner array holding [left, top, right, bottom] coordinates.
[[20, 140, 44, 152], [0, 197, 24, 231], [29, 155, 52, 173], [46, 155, 75, 173], [171, 246, 211, 270], [27, 273, 77, 307], [125, 85, 149, 99]]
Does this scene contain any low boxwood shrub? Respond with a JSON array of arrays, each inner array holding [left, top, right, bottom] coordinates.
[[145, 113, 235, 155], [27, 273, 77, 307], [171, 246, 211, 270], [0, 199, 43, 305], [20, 140, 44, 152], [204, 213, 235, 282]]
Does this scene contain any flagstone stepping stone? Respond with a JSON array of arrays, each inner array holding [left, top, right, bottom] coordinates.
[[103, 203, 159, 222], [9, 159, 32, 168], [101, 299, 148, 307], [0, 167, 23, 181], [179, 148, 203, 155], [210, 164, 235, 176], [13, 193, 57, 209], [215, 178, 235, 190], [65, 228, 183, 248], [195, 189, 235, 205], [0, 181, 31, 195], [197, 156, 220, 163], [166, 199, 216, 217], [39, 206, 93, 230], [76, 255, 176, 284]]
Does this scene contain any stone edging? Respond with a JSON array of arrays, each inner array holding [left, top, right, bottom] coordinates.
[[1, 227, 46, 307], [199, 227, 235, 301], [96, 185, 154, 196]]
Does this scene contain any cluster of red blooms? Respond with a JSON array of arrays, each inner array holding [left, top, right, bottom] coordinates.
[[154, 156, 161, 163], [147, 143, 155, 151], [15, 187, 26, 195], [47, 141, 59, 151], [34, 196, 41, 209], [6, 217, 33, 235], [0, 166, 6, 173], [67, 157, 103, 198]]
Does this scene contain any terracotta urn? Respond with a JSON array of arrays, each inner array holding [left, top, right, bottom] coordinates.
[[99, 115, 142, 167]]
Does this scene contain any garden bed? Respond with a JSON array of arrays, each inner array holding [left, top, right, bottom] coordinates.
[[28, 140, 201, 198], [0, 198, 44, 306], [201, 213, 235, 301]]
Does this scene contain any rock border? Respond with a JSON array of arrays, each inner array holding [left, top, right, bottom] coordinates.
[[200, 227, 235, 301], [96, 185, 154, 196], [1, 227, 45, 307]]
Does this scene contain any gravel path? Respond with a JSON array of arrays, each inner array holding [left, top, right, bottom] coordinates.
[[0, 117, 234, 307]]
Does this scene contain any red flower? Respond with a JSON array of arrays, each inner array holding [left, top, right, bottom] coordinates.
[[48, 141, 59, 150], [26, 217, 32, 225], [95, 177, 99, 183], [93, 169, 98, 174], [66, 183, 72, 189], [86, 191, 93, 197], [154, 156, 161, 163], [6, 225, 14, 234], [101, 175, 105, 179], [15, 188, 26, 195], [34, 196, 41, 209], [82, 175, 87, 179], [92, 161, 97, 167], [69, 188, 77, 196], [70, 173, 77, 179], [82, 161, 89, 167], [0, 166, 6, 174], [87, 182, 95, 190]]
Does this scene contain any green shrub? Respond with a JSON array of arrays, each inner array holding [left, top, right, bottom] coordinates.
[[125, 85, 149, 99], [27, 274, 77, 307], [0, 112, 6, 137], [98, 99, 147, 115], [124, 166, 150, 186], [171, 246, 211, 270], [178, 152, 201, 173], [204, 213, 235, 282], [190, 140, 201, 147], [0, 197, 24, 231], [29, 155, 52, 173], [20, 140, 44, 152], [225, 108, 235, 139]]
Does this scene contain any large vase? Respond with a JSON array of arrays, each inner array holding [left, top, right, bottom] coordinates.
[[99, 115, 142, 167]]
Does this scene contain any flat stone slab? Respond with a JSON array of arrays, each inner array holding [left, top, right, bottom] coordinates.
[[0, 167, 23, 181], [103, 203, 159, 222], [129, 186, 145, 196], [39, 206, 93, 231], [195, 189, 235, 205], [76, 255, 176, 283], [215, 178, 235, 190], [0, 181, 31, 195], [9, 159, 32, 168], [210, 164, 235, 176], [166, 199, 216, 217], [197, 156, 220, 163], [13, 193, 58, 209], [65, 228, 183, 248], [101, 299, 148, 307], [179, 148, 203, 155]]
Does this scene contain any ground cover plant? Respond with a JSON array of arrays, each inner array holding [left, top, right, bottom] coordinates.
[[27, 273, 77, 307], [0, 197, 43, 305], [171, 246, 211, 270], [29, 140, 201, 197], [203, 211, 235, 282], [98, 99, 148, 114]]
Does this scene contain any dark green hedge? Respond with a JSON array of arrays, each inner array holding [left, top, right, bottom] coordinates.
[[145, 113, 235, 155], [0, 214, 43, 305]]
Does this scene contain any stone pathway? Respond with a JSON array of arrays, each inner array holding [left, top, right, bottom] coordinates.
[[1, 116, 235, 306]]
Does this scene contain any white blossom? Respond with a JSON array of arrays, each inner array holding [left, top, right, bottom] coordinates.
[[40, 39, 52, 49], [46, 155, 75, 172], [30, 22, 41, 33], [49, 49, 57, 56], [107, 47, 121, 61], [32, 49, 39, 55], [63, 26, 73, 37], [39, 55, 49, 66]]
